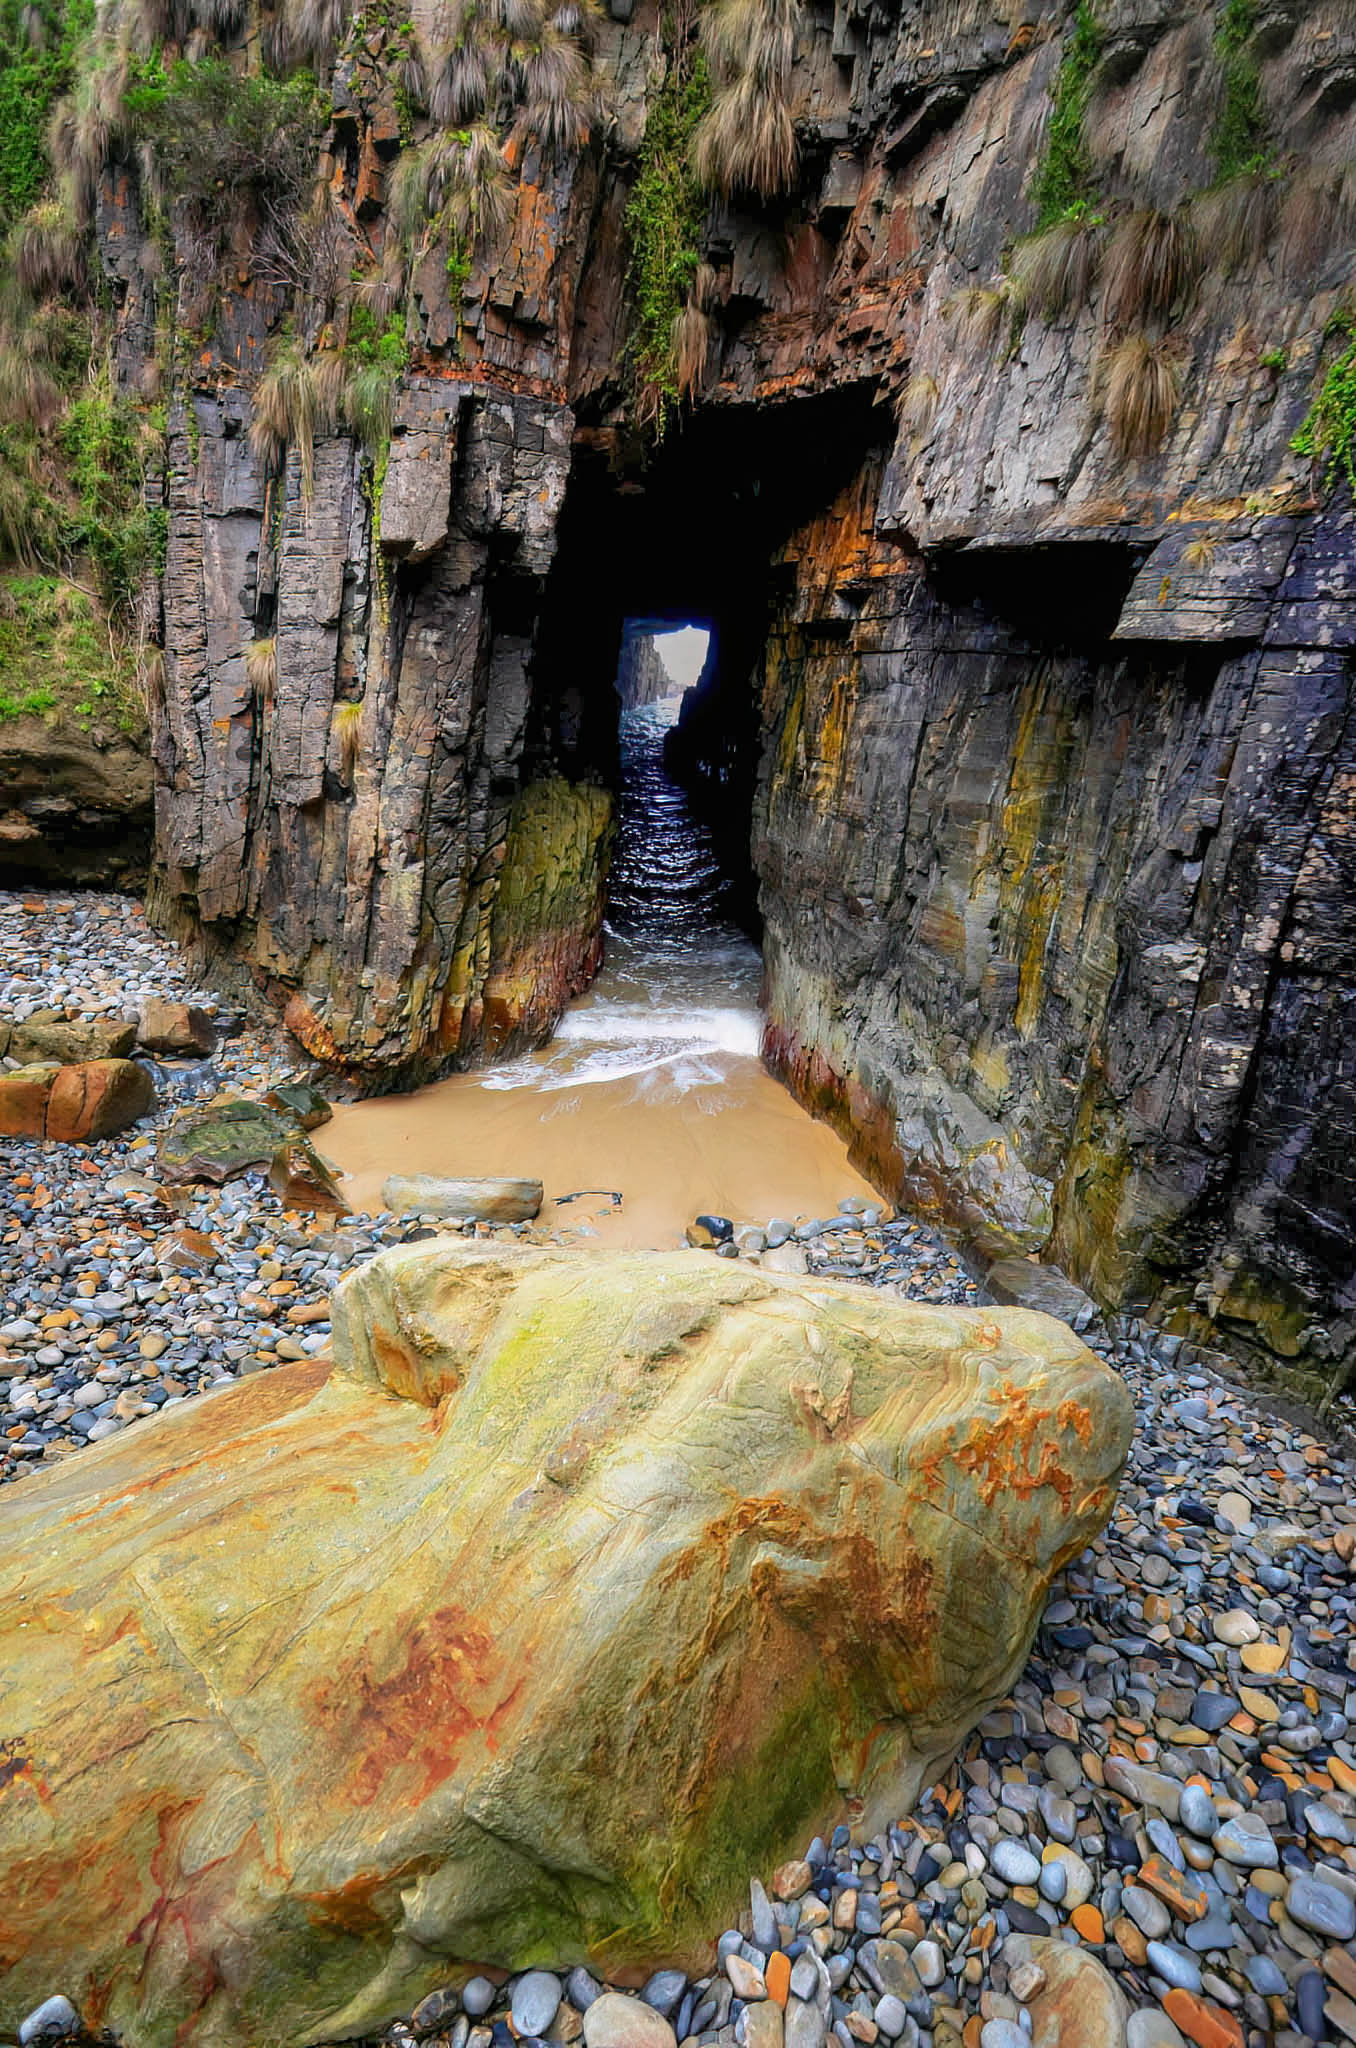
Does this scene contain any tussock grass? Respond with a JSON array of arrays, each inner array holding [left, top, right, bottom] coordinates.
[[332, 696, 362, 778], [391, 125, 511, 253], [248, 337, 339, 497], [943, 282, 1010, 350], [1098, 331, 1181, 458], [894, 372, 939, 440], [11, 200, 85, 298], [1103, 207, 1199, 326], [1279, 163, 1356, 277], [515, 22, 593, 156], [670, 299, 712, 399], [245, 637, 276, 696], [1008, 214, 1104, 321], [694, 0, 799, 200], [1192, 170, 1276, 274]]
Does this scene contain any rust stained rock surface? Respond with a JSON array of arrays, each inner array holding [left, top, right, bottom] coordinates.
[[0, 1242, 1132, 2048]]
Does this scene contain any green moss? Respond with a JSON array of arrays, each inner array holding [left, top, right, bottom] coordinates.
[[624, 35, 710, 428], [1210, 0, 1271, 182], [0, 569, 142, 730], [1292, 312, 1356, 494], [1029, 0, 1103, 229]]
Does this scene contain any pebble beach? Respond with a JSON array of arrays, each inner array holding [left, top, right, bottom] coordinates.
[[3, 891, 1356, 2048]]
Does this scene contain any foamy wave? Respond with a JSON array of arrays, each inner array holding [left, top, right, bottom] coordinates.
[[556, 1003, 760, 1057]]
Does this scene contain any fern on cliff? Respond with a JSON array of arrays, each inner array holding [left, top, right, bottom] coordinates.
[[1210, 0, 1271, 184]]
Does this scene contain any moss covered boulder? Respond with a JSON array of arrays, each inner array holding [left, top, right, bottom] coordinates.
[[157, 1096, 299, 1182], [0, 1243, 1133, 2048]]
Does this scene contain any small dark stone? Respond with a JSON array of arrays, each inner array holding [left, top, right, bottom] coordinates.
[[695, 1214, 733, 1241], [1295, 1967, 1328, 2040]]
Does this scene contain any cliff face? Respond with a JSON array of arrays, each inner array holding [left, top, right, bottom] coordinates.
[[106, 0, 1354, 1382]]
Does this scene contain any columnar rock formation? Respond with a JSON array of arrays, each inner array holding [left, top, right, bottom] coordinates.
[[84, 0, 1352, 1382]]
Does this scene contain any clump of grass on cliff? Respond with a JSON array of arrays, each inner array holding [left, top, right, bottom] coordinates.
[[1097, 331, 1181, 459], [1008, 209, 1104, 320], [1103, 207, 1200, 326], [625, 36, 711, 427], [694, 0, 799, 200], [1029, 0, 1103, 229], [1292, 311, 1356, 495]]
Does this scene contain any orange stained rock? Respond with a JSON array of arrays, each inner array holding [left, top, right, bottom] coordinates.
[[1139, 1855, 1208, 1921], [766, 1952, 791, 2007], [1162, 1989, 1245, 2048], [1329, 1756, 1356, 1795], [1071, 1905, 1104, 1943], [1326, 1948, 1356, 2000]]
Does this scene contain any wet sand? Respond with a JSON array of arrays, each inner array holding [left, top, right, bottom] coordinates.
[[321, 1052, 881, 1250]]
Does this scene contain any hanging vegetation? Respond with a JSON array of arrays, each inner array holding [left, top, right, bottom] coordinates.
[[624, 11, 711, 428], [1292, 311, 1356, 495], [1097, 331, 1181, 458], [1102, 207, 1200, 327], [1008, 212, 1104, 321], [693, 0, 799, 200], [1028, 0, 1103, 229]]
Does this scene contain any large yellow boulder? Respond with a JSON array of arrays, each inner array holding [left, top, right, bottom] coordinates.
[[0, 1244, 1133, 2048]]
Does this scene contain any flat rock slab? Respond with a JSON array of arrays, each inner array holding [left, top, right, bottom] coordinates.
[[985, 1259, 1098, 1330], [382, 1171, 544, 1221], [0, 1243, 1132, 2048]]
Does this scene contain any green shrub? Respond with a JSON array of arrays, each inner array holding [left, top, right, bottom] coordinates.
[[58, 376, 164, 617], [0, 0, 94, 231], [127, 55, 321, 269], [1211, 0, 1270, 183], [1292, 313, 1356, 494], [1029, 0, 1103, 229]]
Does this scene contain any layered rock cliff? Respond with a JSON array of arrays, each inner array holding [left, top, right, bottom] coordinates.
[[62, 0, 1356, 1384]]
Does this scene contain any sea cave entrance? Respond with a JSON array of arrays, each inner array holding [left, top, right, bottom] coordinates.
[[525, 383, 888, 1001], [319, 387, 890, 1237]]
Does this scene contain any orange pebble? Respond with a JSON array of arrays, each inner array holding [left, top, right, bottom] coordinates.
[[765, 1952, 790, 2008], [1162, 1989, 1245, 2048], [1071, 1904, 1104, 1943]]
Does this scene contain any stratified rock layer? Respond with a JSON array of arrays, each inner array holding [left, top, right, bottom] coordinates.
[[0, 1241, 1132, 2048]]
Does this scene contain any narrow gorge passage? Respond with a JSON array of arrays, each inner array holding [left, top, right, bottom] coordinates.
[[322, 652, 878, 1244]]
